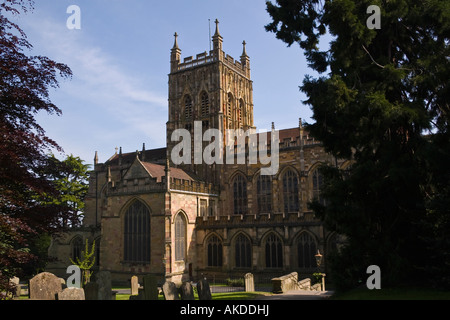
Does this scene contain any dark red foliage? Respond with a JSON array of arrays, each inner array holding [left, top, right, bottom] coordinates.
[[0, 0, 73, 298]]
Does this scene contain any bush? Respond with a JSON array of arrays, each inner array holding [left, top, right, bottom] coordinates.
[[226, 278, 245, 287]]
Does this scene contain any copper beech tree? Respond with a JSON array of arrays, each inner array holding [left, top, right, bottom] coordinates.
[[0, 0, 73, 298]]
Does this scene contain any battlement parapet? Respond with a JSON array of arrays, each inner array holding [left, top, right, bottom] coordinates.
[[195, 211, 319, 229], [170, 177, 220, 195], [175, 50, 249, 78]]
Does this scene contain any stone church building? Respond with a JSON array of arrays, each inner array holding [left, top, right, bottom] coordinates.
[[47, 21, 348, 285]]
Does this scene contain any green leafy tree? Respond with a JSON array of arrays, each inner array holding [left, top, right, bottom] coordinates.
[[41, 154, 90, 228], [266, 0, 449, 291], [70, 239, 95, 286]]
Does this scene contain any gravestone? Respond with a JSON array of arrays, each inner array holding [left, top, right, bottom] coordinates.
[[9, 277, 20, 298], [131, 276, 139, 296], [84, 282, 99, 300], [96, 271, 113, 300], [245, 273, 255, 292], [58, 287, 85, 300], [162, 281, 180, 300], [180, 282, 195, 300], [143, 275, 158, 300], [196, 278, 212, 300], [29, 272, 63, 300]]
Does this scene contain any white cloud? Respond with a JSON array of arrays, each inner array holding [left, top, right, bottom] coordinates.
[[24, 13, 168, 162]]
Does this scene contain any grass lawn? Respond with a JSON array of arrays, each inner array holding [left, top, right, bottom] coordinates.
[[116, 290, 271, 301], [331, 287, 450, 300]]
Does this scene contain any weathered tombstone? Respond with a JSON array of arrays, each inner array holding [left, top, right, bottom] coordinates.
[[58, 287, 85, 300], [84, 282, 99, 300], [29, 272, 63, 300], [9, 277, 20, 298], [245, 273, 255, 292], [142, 275, 158, 300], [131, 276, 139, 296], [162, 281, 180, 300], [96, 271, 113, 300], [180, 282, 195, 300], [196, 278, 212, 300]]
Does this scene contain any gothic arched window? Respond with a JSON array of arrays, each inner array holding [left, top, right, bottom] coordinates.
[[238, 99, 244, 126], [233, 174, 248, 215], [124, 200, 151, 263], [257, 175, 272, 214], [227, 93, 234, 120], [184, 95, 193, 120], [265, 234, 283, 268], [174, 213, 186, 261], [297, 233, 317, 269], [71, 236, 83, 262], [312, 169, 325, 205], [201, 92, 210, 118], [282, 169, 299, 213], [207, 235, 223, 267], [235, 234, 252, 268]]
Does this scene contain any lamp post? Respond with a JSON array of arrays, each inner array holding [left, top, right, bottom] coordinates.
[[315, 250, 326, 291]]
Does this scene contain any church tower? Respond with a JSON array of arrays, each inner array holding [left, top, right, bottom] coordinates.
[[167, 20, 255, 183]]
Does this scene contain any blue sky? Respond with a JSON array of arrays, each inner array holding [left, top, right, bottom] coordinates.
[[15, 0, 319, 165]]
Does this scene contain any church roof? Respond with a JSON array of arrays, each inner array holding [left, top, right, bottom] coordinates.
[[106, 147, 167, 166], [141, 162, 198, 183]]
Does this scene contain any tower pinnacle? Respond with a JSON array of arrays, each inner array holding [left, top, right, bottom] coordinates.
[[173, 32, 179, 49]]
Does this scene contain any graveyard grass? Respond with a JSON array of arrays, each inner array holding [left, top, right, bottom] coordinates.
[[115, 289, 271, 301]]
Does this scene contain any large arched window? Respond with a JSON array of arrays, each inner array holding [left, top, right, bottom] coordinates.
[[71, 236, 83, 262], [184, 95, 193, 120], [207, 235, 223, 267], [233, 174, 248, 215], [201, 92, 210, 118], [174, 213, 186, 261], [235, 234, 252, 268], [124, 200, 150, 264], [257, 175, 272, 214], [282, 169, 299, 213], [312, 169, 325, 205], [297, 233, 317, 269], [265, 234, 283, 268]]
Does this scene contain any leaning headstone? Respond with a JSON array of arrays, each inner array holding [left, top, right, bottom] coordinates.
[[180, 282, 195, 300], [143, 275, 158, 300], [29, 272, 63, 300], [245, 273, 255, 292], [84, 282, 99, 300], [96, 271, 113, 300], [131, 276, 139, 296], [162, 281, 180, 300], [58, 287, 85, 300], [197, 278, 212, 300]]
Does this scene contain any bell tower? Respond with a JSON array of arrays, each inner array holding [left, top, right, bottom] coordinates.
[[167, 20, 255, 182]]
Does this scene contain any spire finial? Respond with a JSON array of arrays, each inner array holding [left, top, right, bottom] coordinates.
[[142, 143, 146, 161], [94, 151, 99, 165], [173, 32, 179, 49], [214, 19, 220, 36], [242, 40, 248, 56]]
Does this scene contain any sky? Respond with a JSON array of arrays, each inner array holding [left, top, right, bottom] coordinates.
[[13, 0, 321, 166]]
